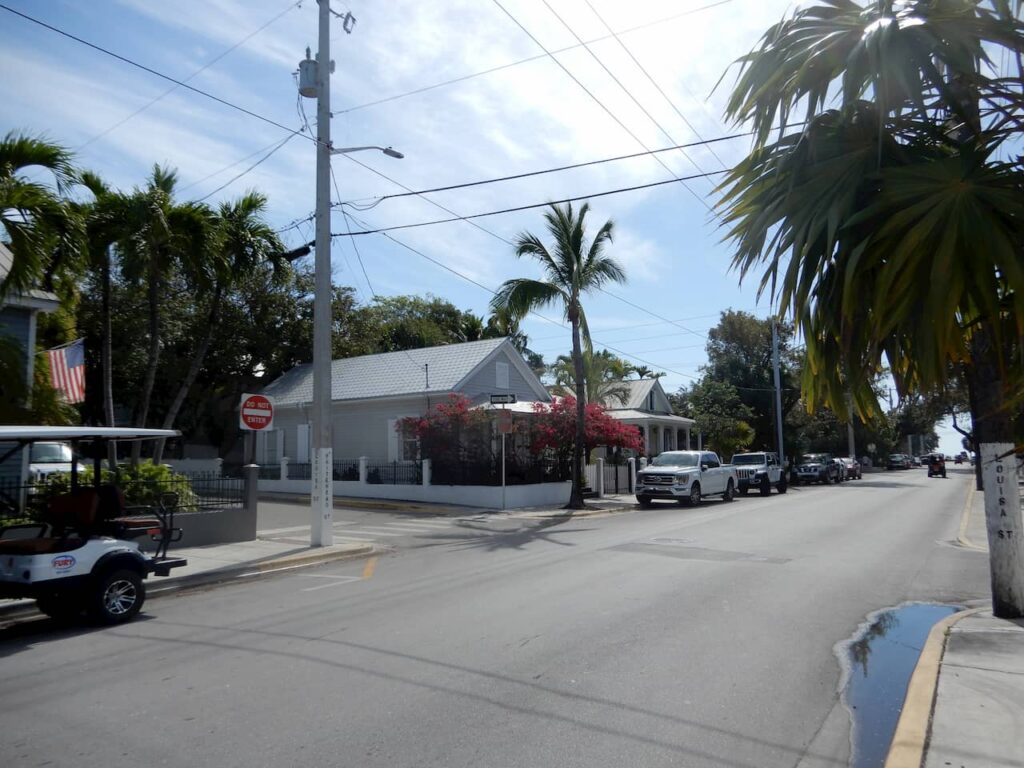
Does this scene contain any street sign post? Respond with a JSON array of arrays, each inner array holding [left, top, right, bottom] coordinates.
[[490, 393, 517, 405], [239, 393, 275, 431]]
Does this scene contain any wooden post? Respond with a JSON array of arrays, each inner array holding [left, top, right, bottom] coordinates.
[[980, 443, 1024, 618]]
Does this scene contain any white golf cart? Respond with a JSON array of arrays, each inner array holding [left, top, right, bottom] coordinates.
[[0, 427, 188, 624]]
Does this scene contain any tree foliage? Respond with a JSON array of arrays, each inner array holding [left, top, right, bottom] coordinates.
[[718, 0, 1024, 439]]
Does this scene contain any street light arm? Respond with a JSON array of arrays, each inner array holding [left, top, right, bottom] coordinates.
[[331, 145, 404, 159]]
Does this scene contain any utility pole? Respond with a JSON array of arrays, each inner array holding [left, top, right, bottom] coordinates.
[[771, 318, 784, 461], [310, 0, 334, 547]]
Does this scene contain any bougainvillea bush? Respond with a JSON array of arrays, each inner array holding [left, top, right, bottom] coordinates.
[[400, 394, 641, 485], [529, 396, 642, 470]]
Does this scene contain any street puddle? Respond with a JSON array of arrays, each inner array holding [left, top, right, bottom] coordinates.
[[840, 602, 960, 768]]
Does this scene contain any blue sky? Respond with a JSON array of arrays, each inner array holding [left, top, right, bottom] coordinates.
[[0, 0, 966, 455]]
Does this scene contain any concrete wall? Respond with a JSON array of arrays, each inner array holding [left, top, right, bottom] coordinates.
[[259, 477, 571, 509], [137, 505, 257, 552]]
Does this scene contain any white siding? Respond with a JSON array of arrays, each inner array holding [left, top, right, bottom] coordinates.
[[460, 348, 542, 404]]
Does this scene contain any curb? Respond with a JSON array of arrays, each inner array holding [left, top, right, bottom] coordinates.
[[0, 544, 375, 623], [516, 503, 636, 520], [884, 606, 986, 768], [955, 482, 986, 551]]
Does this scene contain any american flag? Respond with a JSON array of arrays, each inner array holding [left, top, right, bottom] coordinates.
[[47, 339, 86, 404]]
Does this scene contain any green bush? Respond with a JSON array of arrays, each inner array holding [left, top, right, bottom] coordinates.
[[36, 463, 199, 511]]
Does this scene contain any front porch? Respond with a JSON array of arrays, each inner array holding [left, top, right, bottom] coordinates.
[[609, 410, 695, 458]]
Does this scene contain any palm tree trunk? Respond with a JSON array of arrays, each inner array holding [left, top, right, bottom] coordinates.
[[568, 306, 586, 509], [131, 264, 161, 466], [153, 282, 223, 464], [101, 247, 117, 468]]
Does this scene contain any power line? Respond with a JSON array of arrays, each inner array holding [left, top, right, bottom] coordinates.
[[77, 0, 303, 151], [333, 168, 726, 236], [343, 209, 701, 381], [334, 0, 736, 116], [337, 153, 515, 246], [337, 130, 750, 208], [492, 0, 714, 214], [539, 0, 713, 178], [194, 132, 299, 202], [0, 3, 316, 146], [597, 289, 706, 339], [181, 134, 293, 194], [582, 0, 731, 170], [530, 314, 720, 342]]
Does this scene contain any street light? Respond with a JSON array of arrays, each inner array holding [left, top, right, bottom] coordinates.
[[332, 145, 404, 159], [299, 7, 404, 548]]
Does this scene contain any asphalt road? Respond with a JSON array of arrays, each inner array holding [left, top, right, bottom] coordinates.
[[0, 468, 989, 768]]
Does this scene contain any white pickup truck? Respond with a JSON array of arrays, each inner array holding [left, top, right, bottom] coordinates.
[[635, 450, 738, 506]]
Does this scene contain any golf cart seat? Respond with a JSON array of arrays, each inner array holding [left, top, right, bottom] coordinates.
[[0, 489, 98, 554], [94, 484, 165, 539]]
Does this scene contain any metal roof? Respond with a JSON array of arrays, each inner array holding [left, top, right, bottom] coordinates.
[[607, 409, 695, 425], [0, 426, 180, 442], [261, 338, 526, 406]]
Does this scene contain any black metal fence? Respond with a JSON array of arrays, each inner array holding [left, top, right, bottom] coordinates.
[[0, 474, 242, 528], [333, 459, 360, 481], [366, 461, 421, 485]]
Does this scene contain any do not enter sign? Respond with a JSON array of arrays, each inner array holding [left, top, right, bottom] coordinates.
[[240, 393, 275, 431]]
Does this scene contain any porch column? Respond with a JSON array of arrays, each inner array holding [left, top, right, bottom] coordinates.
[[644, 424, 651, 457]]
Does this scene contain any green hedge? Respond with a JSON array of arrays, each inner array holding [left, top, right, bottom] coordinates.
[[37, 463, 199, 510]]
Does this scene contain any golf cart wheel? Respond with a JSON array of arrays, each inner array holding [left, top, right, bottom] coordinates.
[[36, 593, 83, 622], [759, 477, 771, 496], [90, 569, 145, 625], [723, 479, 735, 502]]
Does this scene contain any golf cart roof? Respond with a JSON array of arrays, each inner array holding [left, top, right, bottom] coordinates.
[[0, 426, 180, 443]]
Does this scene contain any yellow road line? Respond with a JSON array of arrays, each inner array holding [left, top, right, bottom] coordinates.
[[362, 556, 378, 580]]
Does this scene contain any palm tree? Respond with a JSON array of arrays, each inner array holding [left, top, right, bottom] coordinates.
[[552, 350, 632, 407], [78, 172, 122, 443], [118, 165, 212, 463], [152, 192, 283, 463], [718, 0, 1024, 615], [491, 202, 625, 508], [0, 132, 80, 299]]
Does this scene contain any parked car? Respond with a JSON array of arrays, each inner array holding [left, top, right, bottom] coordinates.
[[927, 453, 947, 478], [636, 451, 737, 507], [839, 457, 862, 480], [795, 453, 841, 484], [730, 451, 788, 496], [27, 442, 88, 486], [954, 454, 964, 465]]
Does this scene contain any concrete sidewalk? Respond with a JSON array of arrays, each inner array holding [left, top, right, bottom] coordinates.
[[888, 481, 1024, 768]]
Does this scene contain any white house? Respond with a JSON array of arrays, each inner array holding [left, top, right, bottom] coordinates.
[[603, 378, 695, 458], [258, 337, 551, 466], [0, 243, 60, 487]]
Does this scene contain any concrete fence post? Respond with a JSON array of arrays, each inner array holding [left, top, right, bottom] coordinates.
[[627, 457, 636, 493], [280, 456, 289, 481], [214, 457, 224, 478], [639, 457, 648, 470], [595, 457, 605, 498], [358, 456, 368, 484], [422, 458, 431, 486], [243, 463, 258, 532]]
